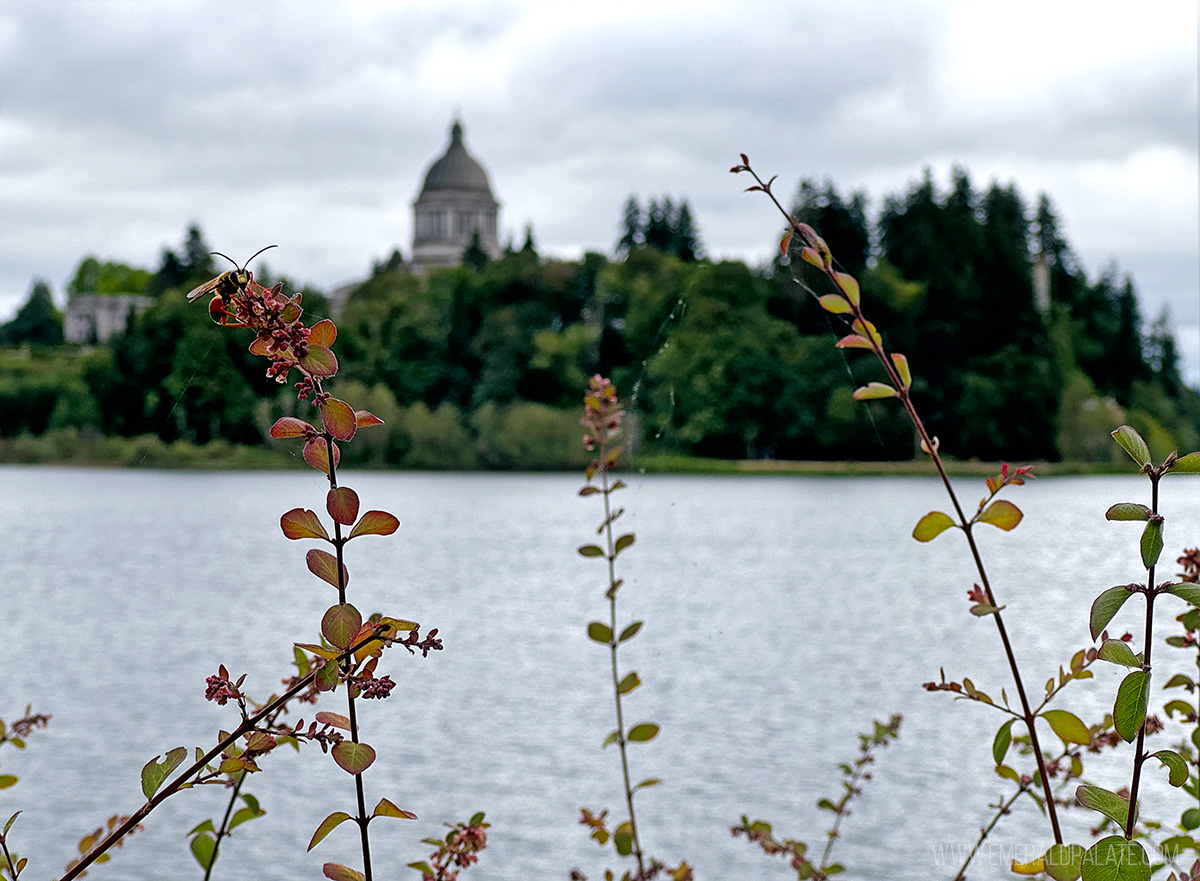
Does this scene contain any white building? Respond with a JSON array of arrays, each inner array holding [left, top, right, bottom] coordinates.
[[63, 294, 153, 343]]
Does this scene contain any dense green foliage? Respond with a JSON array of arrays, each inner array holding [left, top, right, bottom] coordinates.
[[2, 174, 1195, 466]]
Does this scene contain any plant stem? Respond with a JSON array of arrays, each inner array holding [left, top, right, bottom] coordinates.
[[601, 460, 645, 877], [1, 836, 18, 880], [203, 772, 246, 881], [953, 783, 1028, 881], [325, 431, 373, 881], [1125, 473, 1161, 839]]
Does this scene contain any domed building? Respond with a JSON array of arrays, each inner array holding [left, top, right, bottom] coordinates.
[[411, 119, 502, 273]]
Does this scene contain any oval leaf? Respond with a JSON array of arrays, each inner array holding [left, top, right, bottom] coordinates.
[[1080, 836, 1149, 881], [309, 319, 337, 348], [315, 712, 352, 731], [321, 399, 357, 442], [307, 549, 349, 589], [270, 417, 311, 439], [1076, 785, 1134, 827], [322, 604, 362, 650], [891, 353, 912, 389], [1106, 502, 1151, 521], [614, 533, 635, 554], [627, 723, 660, 742], [587, 622, 613, 644], [323, 863, 366, 881], [1114, 670, 1151, 742], [833, 272, 860, 305], [1170, 583, 1200, 606], [978, 499, 1023, 531], [818, 294, 852, 314], [303, 437, 341, 475], [1097, 638, 1141, 667], [836, 334, 873, 350], [1090, 585, 1134, 641], [331, 742, 376, 775], [354, 410, 384, 429], [190, 833, 215, 870], [619, 621, 643, 642], [913, 511, 955, 542], [992, 719, 1015, 765], [1140, 519, 1163, 569], [852, 382, 896, 401], [327, 487, 360, 526], [578, 544, 605, 558], [281, 508, 330, 541], [1112, 426, 1151, 469], [300, 345, 339, 378], [1044, 843, 1085, 881], [1168, 451, 1200, 473], [308, 812, 353, 851], [617, 672, 642, 695], [1151, 749, 1189, 787], [349, 510, 400, 539], [1041, 709, 1091, 746], [372, 798, 417, 820]]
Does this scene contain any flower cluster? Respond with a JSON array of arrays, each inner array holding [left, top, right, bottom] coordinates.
[[357, 674, 396, 700], [1179, 548, 1200, 583], [581, 375, 625, 479], [204, 665, 246, 707]]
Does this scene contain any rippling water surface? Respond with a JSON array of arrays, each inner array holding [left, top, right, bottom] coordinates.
[[2, 466, 1200, 880]]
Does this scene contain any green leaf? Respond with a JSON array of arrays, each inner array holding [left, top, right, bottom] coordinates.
[[852, 382, 897, 401], [614, 533, 635, 554], [190, 832, 215, 871], [891, 353, 912, 389], [1097, 638, 1141, 667], [1168, 451, 1200, 473], [322, 604, 362, 650], [993, 719, 1015, 764], [315, 659, 339, 692], [1151, 749, 1188, 786], [1114, 670, 1150, 742], [1169, 583, 1200, 606], [141, 746, 188, 800], [618, 621, 643, 642], [1158, 835, 1197, 858], [627, 723, 660, 742], [323, 863, 365, 881], [1076, 784, 1135, 827], [995, 763, 1021, 783], [577, 544, 605, 558], [818, 293, 852, 314], [2, 811, 19, 837], [633, 778, 662, 791], [912, 511, 955, 542], [1182, 808, 1200, 830], [229, 801, 265, 831], [1090, 586, 1135, 641], [1080, 835, 1149, 881], [372, 798, 417, 819], [613, 821, 634, 857], [834, 272, 860, 305], [1112, 425, 1151, 469], [1105, 503, 1151, 521], [977, 499, 1023, 531], [617, 672, 642, 695], [587, 622, 613, 644], [601, 729, 619, 748], [331, 741, 376, 775], [1141, 519, 1163, 569], [0, 776, 17, 790], [1044, 843, 1086, 881], [299, 344, 338, 378], [407, 862, 434, 876], [1042, 709, 1091, 746], [817, 797, 838, 811]]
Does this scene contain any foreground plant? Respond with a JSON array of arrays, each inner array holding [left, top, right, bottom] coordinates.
[[730, 156, 1123, 877], [733, 714, 901, 879], [574, 376, 691, 881]]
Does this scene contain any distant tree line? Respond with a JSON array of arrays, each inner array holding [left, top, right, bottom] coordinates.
[[0, 174, 1194, 466]]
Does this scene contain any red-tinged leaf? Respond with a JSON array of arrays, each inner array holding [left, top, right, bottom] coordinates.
[[779, 231, 793, 257], [354, 410, 384, 429], [978, 499, 1023, 531], [321, 398, 357, 441], [281, 302, 303, 325], [349, 510, 400, 539], [331, 741, 376, 775], [309, 319, 337, 348], [912, 511, 955, 542], [891, 353, 912, 389], [322, 604, 362, 649], [281, 508, 329, 541], [295, 642, 339, 660], [304, 438, 341, 475], [300, 345, 339, 378], [852, 382, 897, 401], [270, 417, 311, 439], [315, 712, 352, 731], [801, 246, 822, 268], [323, 863, 365, 881], [372, 798, 417, 819], [307, 549, 349, 589], [818, 294, 852, 314], [308, 812, 353, 851], [833, 272, 860, 305], [327, 487, 360, 526], [836, 334, 873, 349]]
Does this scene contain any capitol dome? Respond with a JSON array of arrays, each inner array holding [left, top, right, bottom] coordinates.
[[412, 118, 501, 273]]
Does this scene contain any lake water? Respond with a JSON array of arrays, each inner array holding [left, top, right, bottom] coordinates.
[[2, 467, 1200, 880]]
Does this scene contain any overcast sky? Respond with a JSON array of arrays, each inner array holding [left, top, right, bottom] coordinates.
[[2, 0, 1197, 379]]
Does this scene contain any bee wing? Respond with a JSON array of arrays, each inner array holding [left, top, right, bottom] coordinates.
[[186, 274, 224, 302]]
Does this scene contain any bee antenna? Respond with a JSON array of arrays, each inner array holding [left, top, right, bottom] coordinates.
[[240, 244, 279, 270], [210, 251, 239, 269]]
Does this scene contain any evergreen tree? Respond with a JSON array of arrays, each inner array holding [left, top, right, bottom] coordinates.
[[616, 196, 643, 256], [644, 197, 670, 251], [462, 231, 490, 272], [1146, 308, 1184, 398], [673, 200, 702, 262], [0, 279, 63, 346], [790, 179, 869, 277], [372, 249, 406, 276], [521, 224, 537, 256], [183, 224, 214, 278]]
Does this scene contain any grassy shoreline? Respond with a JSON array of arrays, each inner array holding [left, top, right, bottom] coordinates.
[[0, 429, 1132, 475]]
